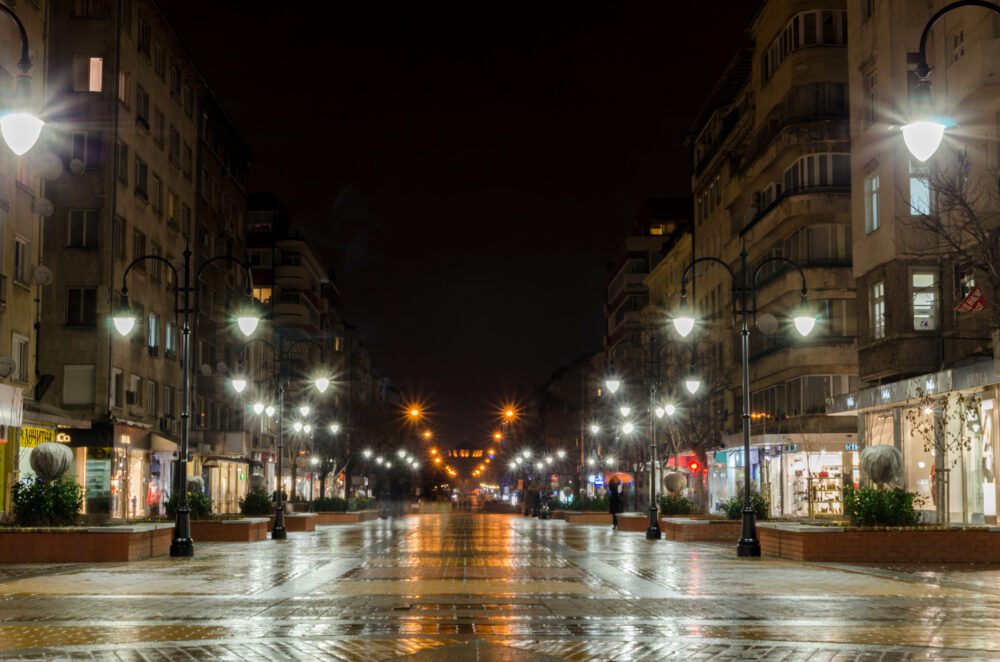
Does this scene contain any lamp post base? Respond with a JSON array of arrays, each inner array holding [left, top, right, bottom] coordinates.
[[272, 506, 287, 540], [271, 527, 287, 540], [169, 538, 194, 557], [645, 504, 662, 540], [170, 507, 194, 557], [737, 506, 761, 557]]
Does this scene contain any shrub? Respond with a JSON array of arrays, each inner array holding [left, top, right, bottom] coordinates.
[[724, 492, 768, 521], [12, 477, 83, 527], [658, 493, 694, 516], [165, 491, 212, 519], [239, 489, 273, 516], [843, 485, 922, 527], [566, 496, 609, 512], [348, 496, 371, 511], [313, 496, 348, 512]]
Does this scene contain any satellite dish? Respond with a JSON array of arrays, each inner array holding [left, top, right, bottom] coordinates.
[[31, 265, 53, 286], [0, 357, 15, 378], [33, 151, 63, 180], [199, 364, 212, 377], [69, 158, 85, 176], [756, 313, 779, 335], [33, 198, 53, 218]]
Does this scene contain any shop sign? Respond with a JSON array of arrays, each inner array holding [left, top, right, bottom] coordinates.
[[19, 426, 55, 449], [845, 443, 859, 451], [593, 474, 604, 487]]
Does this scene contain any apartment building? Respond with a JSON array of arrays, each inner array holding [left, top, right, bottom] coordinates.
[[0, 0, 54, 515], [827, 0, 1000, 524], [38, 0, 251, 517], [683, 0, 858, 517]]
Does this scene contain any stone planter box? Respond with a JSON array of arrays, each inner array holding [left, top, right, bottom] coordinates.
[[315, 510, 378, 525], [288, 502, 312, 513], [564, 512, 613, 525], [758, 522, 1000, 563], [617, 513, 649, 532], [267, 512, 317, 533], [190, 518, 269, 543], [0, 523, 174, 563], [551, 510, 568, 520], [662, 517, 742, 542]]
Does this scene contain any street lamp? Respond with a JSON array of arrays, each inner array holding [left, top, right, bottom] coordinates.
[[675, 247, 812, 557], [113, 245, 257, 557], [619, 405, 632, 418], [622, 422, 635, 435], [900, 2, 1000, 161], [0, 5, 43, 156]]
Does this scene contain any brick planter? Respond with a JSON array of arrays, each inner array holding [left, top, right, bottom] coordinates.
[[617, 513, 649, 532], [564, 512, 613, 525], [0, 524, 174, 563], [190, 518, 269, 542], [315, 510, 378, 525], [662, 517, 742, 542], [267, 512, 317, 533], [758, 522, 1000, 563]]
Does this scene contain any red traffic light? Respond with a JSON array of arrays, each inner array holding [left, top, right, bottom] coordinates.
[[689, 461, 700, 472]]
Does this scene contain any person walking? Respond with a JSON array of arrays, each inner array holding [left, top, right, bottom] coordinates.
[[609, 478, 623, 530]]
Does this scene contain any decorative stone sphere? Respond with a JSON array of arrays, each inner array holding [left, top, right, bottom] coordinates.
[[187, 475, 205, 493], [29, 443, 73, 481], [861, 445, 903, 487], [663, 472, 687, 494], [249, 474, 266, 492]]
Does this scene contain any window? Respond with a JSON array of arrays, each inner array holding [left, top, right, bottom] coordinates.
[[111, 368, 123, 409], [165, 254, 175, 289], [71, 131, 101, 170], [72, 56, 103, 92], [115, 141, 128, 184], [118, 68, 130, 106], [182, 84, 193, 117], [170, 61, 181, 98], [781, 153, 850, 193], [129, 374, 142, 407], [148, 311, 159, 349], [761, 10, 848, 81], [864, 0, 875, 19], [122, 0, 132, 30], [73, 0, 107, 17], [137, 17, 151, 57], [12, 336, 28, 382], [181, 142, 192, 177], [152, 107, 164, 146], [252, 287, 272, 304], [165, 321, 177, 357], [153, 42, 166, 79], [13, 238, 28, 284], [133, 229, 146, 267], [871, 280, 885, 339], [169, 126, 180, 162], [912, 271, 939, 330], [864, 70, 877, 123], [134, 156, 148, 197], [150, 242, 161, 280], [167, 190, 179, 227], [151, 173, 163, 213], [910, 162, 931, 215], [864, 173, 880, 233], [135, 84, 149, 127], [68, 209, 99, 248], [112, 216, 126, 258], [957, 266, 976, 301], [164, 385, 175, 418], [67, 288, 97, 326], [950, 27, 965, 64], [181, 204, 192, 236]]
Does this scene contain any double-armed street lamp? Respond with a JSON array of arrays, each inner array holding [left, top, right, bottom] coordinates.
[[672, 247, 814, 557], [238, 336, 330, 539], [113, 246, 259, 557], [901, 1, 1000, 162]]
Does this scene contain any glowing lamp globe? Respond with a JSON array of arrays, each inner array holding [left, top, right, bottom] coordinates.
[[362, 449, 372, 458], [314, 377, 330, 393], [590, 423, 600, 434], [655, 407, 665, 419], [665, 403, 677, 417], [265, 405, 276, 417], [557, 449, 566, 459], [112, 315, 136, 337], [605, 379, 621, 394], [292, 421, 303, 432], [673, 315, 696, 338], [619, 406, 632, 417], [253, 402, 265, 415], [622, 422, 635, 434], [902, 120, 946, 162], [231, 378, 247, 394], [685, 378, 702, 395], [235, 315, 259, 338], [0, 112, 43, 156], [793, 315, 816, 337], [303, 424, 312, 434], [299, 405, 310, 417], [329, 423, 340, 434]]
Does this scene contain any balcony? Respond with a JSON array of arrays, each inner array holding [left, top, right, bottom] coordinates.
[[274, 263, 310, 290], [274, 301, 320, 330]]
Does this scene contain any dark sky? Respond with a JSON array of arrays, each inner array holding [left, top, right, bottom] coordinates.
[[162, 2, 759, 447]]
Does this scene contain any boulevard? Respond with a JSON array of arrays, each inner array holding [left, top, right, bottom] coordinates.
[[0, 514, 998, 660]]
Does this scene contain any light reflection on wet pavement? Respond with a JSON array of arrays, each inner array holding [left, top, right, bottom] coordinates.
[[1, 514, 999, 659]]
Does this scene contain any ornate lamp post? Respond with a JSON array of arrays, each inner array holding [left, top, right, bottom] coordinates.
[[674, 246, 814, 557], [0, 5, 43, 156], [112, 246, 258, 557]]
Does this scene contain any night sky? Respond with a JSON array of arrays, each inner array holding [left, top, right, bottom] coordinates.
[[162, 2, 759, 446]]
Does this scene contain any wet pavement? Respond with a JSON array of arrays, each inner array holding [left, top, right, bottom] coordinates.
[[1, 513, 999, 660]]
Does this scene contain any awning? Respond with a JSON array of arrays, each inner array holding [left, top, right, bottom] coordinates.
[[150, 434, 178, 452]]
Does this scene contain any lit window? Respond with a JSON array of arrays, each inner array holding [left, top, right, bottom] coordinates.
[[72, 56, 103, 92], [870, 281, 885, 339], [912, 271, 938, 331], [864, 173, 880, 233], [910, 162, 931, 215]]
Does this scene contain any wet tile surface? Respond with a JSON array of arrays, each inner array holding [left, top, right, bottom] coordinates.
[[0, 514, 999, 659]]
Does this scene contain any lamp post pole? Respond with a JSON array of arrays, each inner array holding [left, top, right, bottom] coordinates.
[[677, 247, 812, 557], [646, 381, 661, 540]]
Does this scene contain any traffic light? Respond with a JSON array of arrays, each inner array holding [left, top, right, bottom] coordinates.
[[689, 461, 700, 472]]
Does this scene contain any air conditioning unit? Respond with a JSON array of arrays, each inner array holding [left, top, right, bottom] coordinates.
[[126, 390, 138, 405]]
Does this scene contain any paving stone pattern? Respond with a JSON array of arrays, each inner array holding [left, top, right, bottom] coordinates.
[[0, 514, 998, 660]]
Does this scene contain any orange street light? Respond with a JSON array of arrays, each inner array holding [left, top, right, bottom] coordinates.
[[423, 430, 433, 440], [504, 409, 515, 419], [493, 431, 502, 441]]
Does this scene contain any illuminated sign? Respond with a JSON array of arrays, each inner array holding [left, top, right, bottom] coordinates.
[[845, 443, 860, 451], [19, 426, 55, 449], [56, 432, 72, 443]]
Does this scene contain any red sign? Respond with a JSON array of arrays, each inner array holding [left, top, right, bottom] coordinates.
[[954, 286, 987, 313]]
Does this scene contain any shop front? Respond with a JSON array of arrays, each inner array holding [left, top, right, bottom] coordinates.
[[201, 457, 250, 514]]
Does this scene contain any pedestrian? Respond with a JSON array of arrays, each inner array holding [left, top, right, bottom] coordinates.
[[609, 478, 623, 530]]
